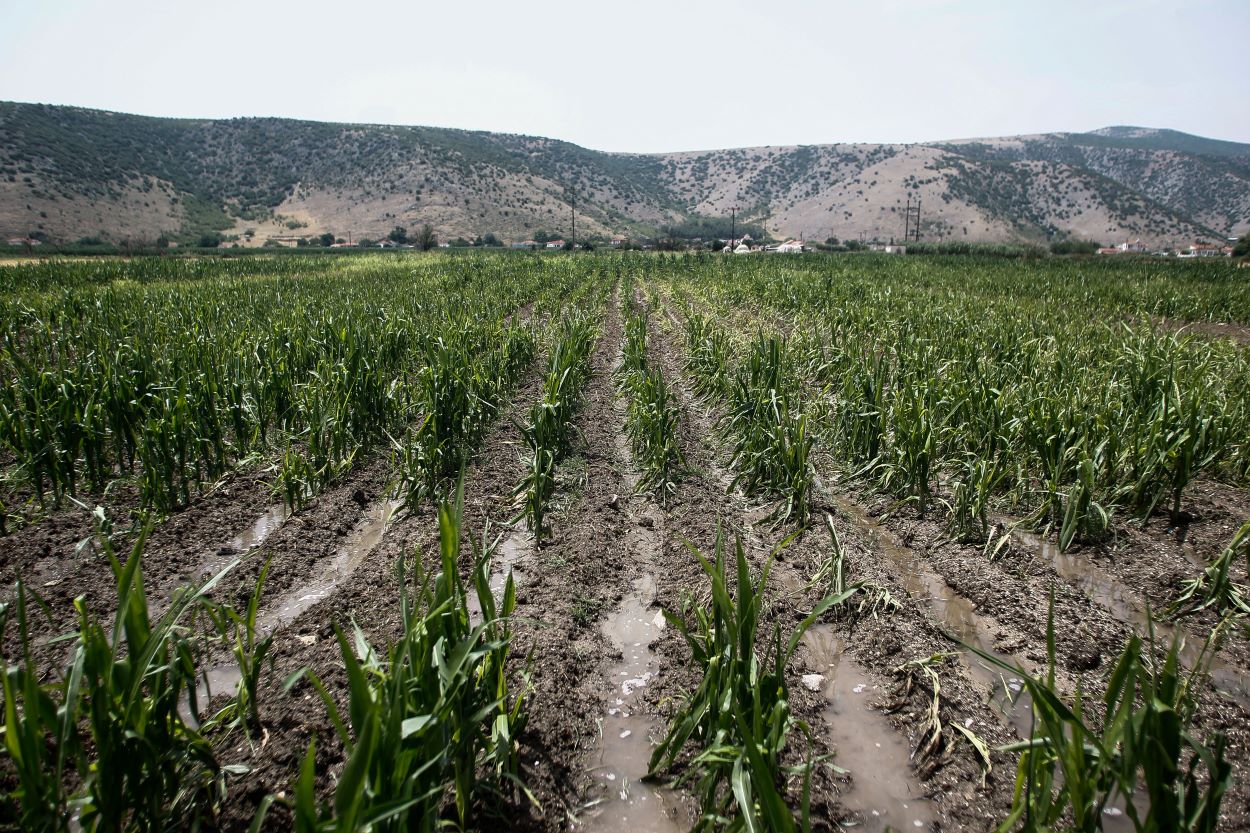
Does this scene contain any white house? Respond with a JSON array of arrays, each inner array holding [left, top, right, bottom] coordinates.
[[776, 240, 805, 253]]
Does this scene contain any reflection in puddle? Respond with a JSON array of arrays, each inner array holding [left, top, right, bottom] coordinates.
[[179, 665, 244, 728], [803, 625, 935, 831], [259, 498, 403, 633], [467, 526, 533, 625], [228, 503, 292, 554], [189, 503, 293, 588], [580, 574, 684, 833], [833, 499, 1034, 737]]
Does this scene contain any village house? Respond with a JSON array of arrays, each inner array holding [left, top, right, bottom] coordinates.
[[545, 239, 566, 249], [1182, 243, 1227, 257], [1117, 239, 1149, 253]]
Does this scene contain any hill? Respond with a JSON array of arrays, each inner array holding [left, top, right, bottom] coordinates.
[[2, 101, 1247, 247]]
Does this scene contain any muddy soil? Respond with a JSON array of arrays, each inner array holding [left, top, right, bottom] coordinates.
[[1148, 315, 1250, 347], [819, 479, 1250, 828], [5, 283, 1249, 832], [641, 306, 1019, 832]]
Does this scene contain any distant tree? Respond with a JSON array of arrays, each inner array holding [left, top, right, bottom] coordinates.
[[533, 230, 553, 244], [825, 236, 839, 246], [415, 224, 437, 251], [1050, 239, 1100, 256], [358, 238, 377, 248], [450, 236, 472, 247], [319, 232, 335, 247], [198, 232, 223, 248], [562, 239, 575, 251], [580, 240, 595, 251], [1234, 231, 1250, 258], [155, 235, 170, 250], [483, 232, 502, 247], [388, 226, 408, 244]]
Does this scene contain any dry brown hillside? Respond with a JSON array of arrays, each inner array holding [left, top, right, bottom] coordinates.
[[2, 103, 1246, 247]]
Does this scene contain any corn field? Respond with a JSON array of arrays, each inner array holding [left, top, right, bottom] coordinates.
[[1, 251, 1248, 832]]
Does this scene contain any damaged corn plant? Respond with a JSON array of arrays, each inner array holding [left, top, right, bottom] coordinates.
[[648, 530, 855, 832], [276, 486, 531, 832], [971, 602, 1231, 833], [514, 310, 598, 537], [665, 256, 1250, 550], [1, 522, 245, 832], [618, 308, 684, 497]]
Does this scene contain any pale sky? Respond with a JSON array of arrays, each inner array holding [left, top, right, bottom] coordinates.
[[1, 0, 1247, 153]]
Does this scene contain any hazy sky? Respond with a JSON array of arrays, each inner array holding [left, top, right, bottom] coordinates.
[[1, 0, 1247, 153]]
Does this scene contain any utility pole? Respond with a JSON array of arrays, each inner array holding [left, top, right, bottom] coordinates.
[[902, 197, 922, 242], [730, 206, 737, 251], [570, 188, 576, 251]]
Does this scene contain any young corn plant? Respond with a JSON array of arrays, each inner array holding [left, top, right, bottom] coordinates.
[[618, 311, 684, 497], [514, 313, 597, 537], [946, 454, 1006, 541], [723, 335, 813, 524], [648, 530, 855, 832], [202, 560, 274, 736], [684, 311, 732, 399], [395, 322, 535, 510], [1, 524, 244, 833], [971, 601, 1231, 833], [279, 485, 531, 832], [1170, 520, 1250, 617]]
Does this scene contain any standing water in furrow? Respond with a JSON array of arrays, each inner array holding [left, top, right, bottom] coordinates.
[[833, 497, 1036, 737], [579, 289, 685, 832], [580, 573, 684, 833], [184, 495, 404, 722], [802, 625, 936, 831], [259, 496, 404, 631], [181, 502, 293, 594], [1016, 529, 1250, 707], [466, 524, 534, 626]]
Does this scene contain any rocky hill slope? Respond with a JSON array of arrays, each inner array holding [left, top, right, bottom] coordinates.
[[2, 102, 1246, 247]]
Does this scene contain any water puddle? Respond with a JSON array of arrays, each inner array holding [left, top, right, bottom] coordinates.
[[803, 625, 935, 831], [228, 503, 292, 553], [185, 503, 293, 591], [258, 498, 403, 633], [180, 498, 403, 724], [179, 664, 244, 727], [467, 526, 533, 625], [1018, 531, 1250, 708], [832, 499, 1034, 737], [579, 574, 685, 833]]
